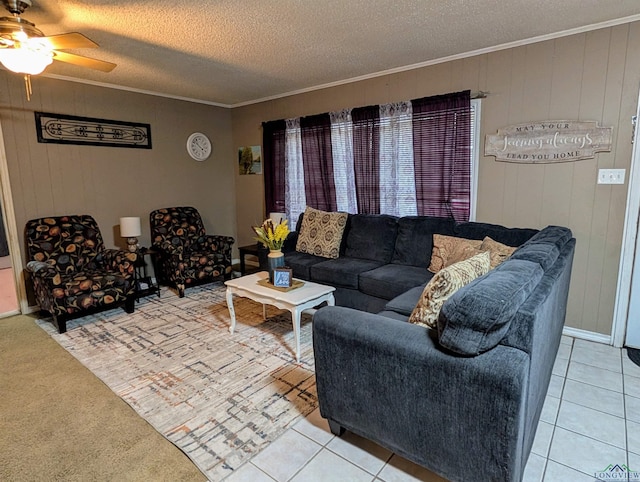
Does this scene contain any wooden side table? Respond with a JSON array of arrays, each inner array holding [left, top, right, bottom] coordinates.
[[238, 243, 267, 276], [132, 247, 161, 301]]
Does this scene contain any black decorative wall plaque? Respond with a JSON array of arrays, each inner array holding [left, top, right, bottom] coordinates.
[[34, 112, 152, 149]]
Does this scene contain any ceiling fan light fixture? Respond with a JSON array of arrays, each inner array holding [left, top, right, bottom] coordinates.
[[0, 38, 52, 74]]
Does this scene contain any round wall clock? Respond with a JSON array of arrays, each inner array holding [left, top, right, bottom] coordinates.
[[186, 132, 212, 161]]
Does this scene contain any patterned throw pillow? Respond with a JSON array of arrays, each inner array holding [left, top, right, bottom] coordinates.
[[295, 207, 348, 259], [428, 234, 484, 273], [481, 236, 517, 268], [409, 251, 491, 328]]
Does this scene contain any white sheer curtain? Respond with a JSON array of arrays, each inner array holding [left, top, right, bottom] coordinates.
[[378, 102, 417, 216], [329, 109, 358, 214], [284, 118, 306, 226]]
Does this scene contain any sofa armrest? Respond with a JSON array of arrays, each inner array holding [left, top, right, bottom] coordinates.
[[283, 231, 298, 253], [312, 306, 530, 482]]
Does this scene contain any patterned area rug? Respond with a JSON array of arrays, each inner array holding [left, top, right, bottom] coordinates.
[[36, 283, 318, 481]]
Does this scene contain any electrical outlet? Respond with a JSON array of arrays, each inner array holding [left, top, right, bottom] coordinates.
[[598, 169, 626, 185]]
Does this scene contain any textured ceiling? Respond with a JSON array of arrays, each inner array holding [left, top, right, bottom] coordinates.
[[7, 0, 640, 107]]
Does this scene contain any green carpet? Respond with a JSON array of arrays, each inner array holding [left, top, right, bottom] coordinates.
[[34, 283, 318, 480], [0, 313, 206, 482]]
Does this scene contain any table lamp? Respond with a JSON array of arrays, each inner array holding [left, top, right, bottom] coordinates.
[[120, 217, 141, 252], [269, 212, 287, 225]]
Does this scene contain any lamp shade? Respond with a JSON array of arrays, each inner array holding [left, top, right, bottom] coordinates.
[[120, 217, 141, 237], [269, 212, 287, 225]]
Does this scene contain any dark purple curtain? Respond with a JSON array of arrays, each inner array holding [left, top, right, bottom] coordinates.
[[300, 114, 337, 212], [351, 106, 380, 214], [262, 120, 287, 215], [412, 90, 471, 221]]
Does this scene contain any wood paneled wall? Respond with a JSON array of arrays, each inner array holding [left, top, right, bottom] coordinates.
[[0, 74, 236, 286], [232, 22, 640, 336]]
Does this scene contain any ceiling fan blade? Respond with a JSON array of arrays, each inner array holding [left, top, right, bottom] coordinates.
[[42, 32, 98, 50], [53, 50, 116, 72]]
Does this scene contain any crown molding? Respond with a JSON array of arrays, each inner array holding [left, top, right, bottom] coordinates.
[[40, 74, 233, 108], [37, 14, 640, 109]]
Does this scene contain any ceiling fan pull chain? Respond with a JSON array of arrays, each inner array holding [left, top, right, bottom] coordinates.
[[24, 73, 31, 101]]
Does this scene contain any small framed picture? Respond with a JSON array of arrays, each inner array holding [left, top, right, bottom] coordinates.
[[273, 267, 293, 288]]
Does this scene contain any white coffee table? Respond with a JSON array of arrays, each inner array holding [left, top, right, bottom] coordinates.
[[224, 271, 335, 362]]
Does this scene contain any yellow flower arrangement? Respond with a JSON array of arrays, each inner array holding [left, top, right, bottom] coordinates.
[[252, 218, 290, 251]]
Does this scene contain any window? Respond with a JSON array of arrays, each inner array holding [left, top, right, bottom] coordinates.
[[469, 99, 480, 221], [263, 91, 479, 224]]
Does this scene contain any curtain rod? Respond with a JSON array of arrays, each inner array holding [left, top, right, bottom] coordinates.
[[262, 90, 486, 125], [472, 91, 489, 99]]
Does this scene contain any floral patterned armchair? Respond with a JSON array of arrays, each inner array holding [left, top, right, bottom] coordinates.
[[25, 215, 137, 334], [150, 207, 235, 297]]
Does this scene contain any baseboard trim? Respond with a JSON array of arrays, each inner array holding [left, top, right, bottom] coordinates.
[[0, 309, 20, 319], [562, 326, 612, 345]]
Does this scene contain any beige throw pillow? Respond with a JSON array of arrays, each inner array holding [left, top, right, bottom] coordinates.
[[428, 234, 483, 273], [296, 207, 348, 259], [481, 236, 517, 268], [409, 251, 491, 328]]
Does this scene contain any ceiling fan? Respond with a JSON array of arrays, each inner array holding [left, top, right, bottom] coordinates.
[[0, 0, 116, 98]]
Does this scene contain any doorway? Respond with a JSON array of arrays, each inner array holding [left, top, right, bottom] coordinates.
[[0, 203, 18, 317], [0, 119, 25, 318], [627, 226, 640, 348], [612, 85, 640, 348]]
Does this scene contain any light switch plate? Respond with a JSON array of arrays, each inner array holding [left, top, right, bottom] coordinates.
[[598, 169, 626, 184]]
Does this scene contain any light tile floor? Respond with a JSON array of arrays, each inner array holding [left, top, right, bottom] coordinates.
[[227, 336, 640, 481]]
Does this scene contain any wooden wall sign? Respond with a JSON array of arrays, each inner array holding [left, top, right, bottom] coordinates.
[[485, 120, 612, 163], [35, 112, 152, 149]]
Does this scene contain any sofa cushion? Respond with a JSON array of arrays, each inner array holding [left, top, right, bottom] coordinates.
[[409, 251, 491, 328], [344, 214, 398, 263], [384, 282, 429, 316], [437, 259, 544, 356], [428, 234, 483, 273], [391, 216, 456, 267], [522, 225, 572, 250], [454, 221, 538, 246], [359, 264, 433, 301], [64, 270, 129, 296], [481, 236, 517, 268], [510, 242, 559, 270], [296, 207, 348, 259], [284, 251, 327, 280], [310, 257, 385, 289], [293, 211, 353, 256], [376, 310, 410, 322], [509, 226, 572, 270]]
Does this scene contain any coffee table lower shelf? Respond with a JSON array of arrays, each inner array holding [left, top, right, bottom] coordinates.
[[224, 271, 335, 362]]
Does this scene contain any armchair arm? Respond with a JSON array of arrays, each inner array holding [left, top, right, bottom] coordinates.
[[153, 239, 185, 259], [201, 235, 234, 257], [312, 306, 530, 482], [102, 249, 137, 278], [26, 260, 62, 286], [26, 260, 64, 303], [26, 260, 59, 278]]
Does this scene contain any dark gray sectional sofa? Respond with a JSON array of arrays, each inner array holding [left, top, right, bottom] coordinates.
[[285, 213, 539, 313], [284, 213, 575, 482]]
